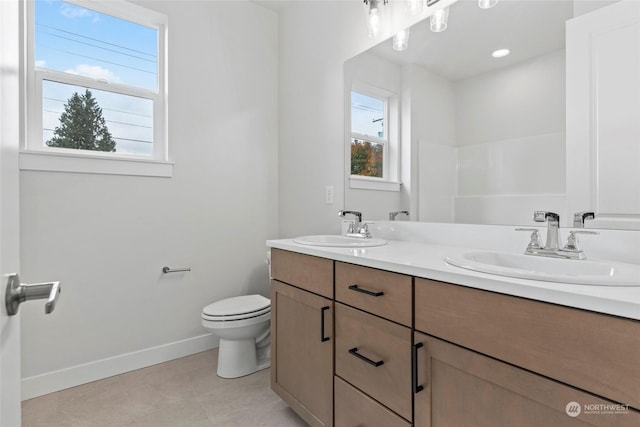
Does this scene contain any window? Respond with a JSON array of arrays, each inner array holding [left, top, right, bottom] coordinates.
[[351, 91, 386, 178], [22, 0, 170, 177], [349, 86, 400, 191]]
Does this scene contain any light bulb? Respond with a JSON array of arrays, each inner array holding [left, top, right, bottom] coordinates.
[[367, 0, 382, 38], [430, 7, 449, 33], [393, 28, 410, 51], [492, 48, 510, 58], [407, 0, 424, 16], [478, 0, 499, 9]]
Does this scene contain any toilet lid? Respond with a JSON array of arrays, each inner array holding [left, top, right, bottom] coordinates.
[[202, 294, 270, 317]]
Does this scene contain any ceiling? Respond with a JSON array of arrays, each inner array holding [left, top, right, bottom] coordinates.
[[369, 0, 574, 81]]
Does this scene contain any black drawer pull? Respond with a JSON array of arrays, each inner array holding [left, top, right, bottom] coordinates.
[[413, 342, 425, 393], [320, 306, 330, 342], [348, 284, 384, 297], [348, 347, 384, 367]]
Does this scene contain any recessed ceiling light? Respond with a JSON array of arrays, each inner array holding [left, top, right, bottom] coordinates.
[[492, 49, 510, 58]]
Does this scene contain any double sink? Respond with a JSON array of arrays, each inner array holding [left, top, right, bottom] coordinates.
[[293, 235, 640, 287]]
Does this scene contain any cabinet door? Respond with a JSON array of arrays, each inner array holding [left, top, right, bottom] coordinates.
[[414, 332, 639, 427], [271, 280, 333, 427]]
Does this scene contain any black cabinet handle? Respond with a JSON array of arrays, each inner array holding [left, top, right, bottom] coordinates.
[[320, 306, 330, 342], [413, 342, 425, 393], [348, 347, 384, 367], [348, 284, 384, 297]]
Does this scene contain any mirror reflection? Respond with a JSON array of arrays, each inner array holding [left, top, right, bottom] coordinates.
[[344, 0, 628, 228]]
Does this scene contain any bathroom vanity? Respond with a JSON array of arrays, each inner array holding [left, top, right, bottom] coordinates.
[[268, 235, 640, 427]]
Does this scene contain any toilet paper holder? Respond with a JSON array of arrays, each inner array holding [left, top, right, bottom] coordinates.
[[162, 266, 191, 274]]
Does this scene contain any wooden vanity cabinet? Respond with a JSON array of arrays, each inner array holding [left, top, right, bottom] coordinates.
[[270, 249, 334, 427], [414, 278, 640, 426], [414, 333, 638, 427], [270, 248, 639, 427]]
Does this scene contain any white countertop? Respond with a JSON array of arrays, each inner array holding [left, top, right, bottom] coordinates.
[[267, 238, 640, 321]]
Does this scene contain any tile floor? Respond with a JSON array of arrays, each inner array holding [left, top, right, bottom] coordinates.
[[22, 349, 307, 427]]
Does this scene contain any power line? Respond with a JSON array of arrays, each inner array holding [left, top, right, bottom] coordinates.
[[41, 44, 156, 75], [36, 23, 157, 58], [113, 136, 152, 144], [105, 119, 152, 129], [43, 128, 152, 145], [39, 31, 156, 64], [43, 96, 153, 118], [43, 112, 152, 129]]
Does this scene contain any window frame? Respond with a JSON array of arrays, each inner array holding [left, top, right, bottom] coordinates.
[[349, 83, 401, 191], [21, 0, 172, 177]]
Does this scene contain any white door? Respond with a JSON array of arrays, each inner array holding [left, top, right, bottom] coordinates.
[[1, 0, 23, 424], [566, 0, 640, 229]]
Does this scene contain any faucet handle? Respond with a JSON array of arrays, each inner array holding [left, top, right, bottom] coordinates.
[[389, 210, 410, 221], [339, 210, 362, 224], [563, 230, 599, 251], [515, 228, 542, 249], [573, 211, 595, 228], [533, 211, 560, 223]]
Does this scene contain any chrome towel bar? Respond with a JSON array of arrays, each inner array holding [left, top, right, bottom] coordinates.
[[162, 266, 191, 274]]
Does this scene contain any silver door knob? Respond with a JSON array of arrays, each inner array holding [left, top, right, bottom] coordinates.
[[5, 273, 61, 316]]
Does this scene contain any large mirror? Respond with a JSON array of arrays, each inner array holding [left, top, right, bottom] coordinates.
[[344, 0, 631, 228]]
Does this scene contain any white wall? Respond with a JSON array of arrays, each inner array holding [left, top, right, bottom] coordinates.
[[453, 49, 567, 225], [20, 0, 278, 398], [405, 64, 457, 223]]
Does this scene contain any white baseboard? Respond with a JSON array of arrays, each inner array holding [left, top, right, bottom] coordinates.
[[21, 334, 218, 401]]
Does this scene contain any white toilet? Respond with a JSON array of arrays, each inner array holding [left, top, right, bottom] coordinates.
[[202, 294, 271, 378]]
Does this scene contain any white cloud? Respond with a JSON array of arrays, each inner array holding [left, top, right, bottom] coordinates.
[[65, 64, 122, 84], [60, 3, 99, 23], [35, 60, 47, 68]]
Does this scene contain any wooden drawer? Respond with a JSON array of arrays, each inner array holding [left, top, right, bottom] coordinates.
[[335, 376, 410, 427], [415, 278, 640, 409], [335, 262, 412, 326], [335, 303, 412, 420], [270, 248, 333, 298]]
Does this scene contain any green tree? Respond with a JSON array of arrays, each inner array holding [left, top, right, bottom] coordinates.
[[47, 89, 116, 152], [351, 139, 383, 178]]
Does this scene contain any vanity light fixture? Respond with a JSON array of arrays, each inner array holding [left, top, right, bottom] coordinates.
[[364, 0, 388, 38], [492, 48, 510, 58], [478, 0, 499, 9], [393, 28, 410, 51], [407, 0, 424, 16], [430, 7, 449, 33]]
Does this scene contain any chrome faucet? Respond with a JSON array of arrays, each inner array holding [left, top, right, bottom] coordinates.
[[517, 211, 599, 260], [533, 211, 561, 250], [573, 211, 595, 228], [338, 210, 372, 238], [389, 210, 409, 221]]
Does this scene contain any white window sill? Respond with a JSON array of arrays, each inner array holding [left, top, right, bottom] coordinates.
[[19, 151, 173, 178], [350, 176, 401, 192]]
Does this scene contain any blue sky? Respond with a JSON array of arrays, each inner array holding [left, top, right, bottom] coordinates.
[[351, 91, 385, 139], [36, 0, 158, 155]]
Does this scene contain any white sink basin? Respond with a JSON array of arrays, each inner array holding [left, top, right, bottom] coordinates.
[[445, 251, 640, 286], [293, 235, 387, 248]]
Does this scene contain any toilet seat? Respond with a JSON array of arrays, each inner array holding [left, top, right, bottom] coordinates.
[[202, 294, 270, 322]]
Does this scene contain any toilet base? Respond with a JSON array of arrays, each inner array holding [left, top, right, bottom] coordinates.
[[217, 338, 270, 378]]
